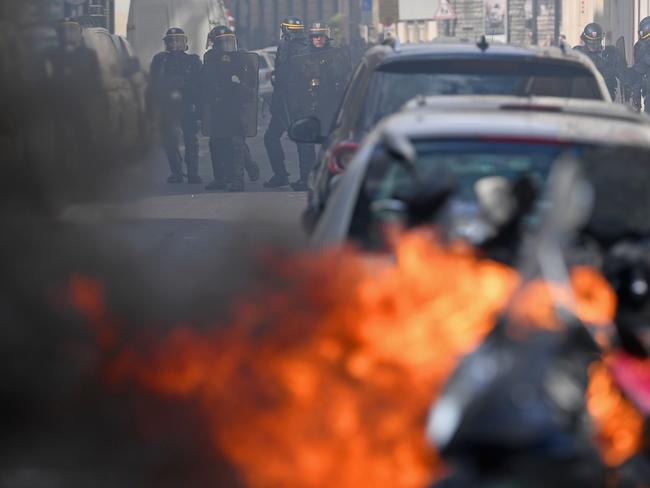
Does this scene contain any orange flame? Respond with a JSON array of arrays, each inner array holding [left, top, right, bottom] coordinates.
[[67, 231, 621, 487], [587, 359, 645, 466]]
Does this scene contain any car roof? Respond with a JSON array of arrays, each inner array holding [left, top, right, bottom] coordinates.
[[364, 41, 591, 67], [375, 100, 650, 148], [401, 96, 647, 125]]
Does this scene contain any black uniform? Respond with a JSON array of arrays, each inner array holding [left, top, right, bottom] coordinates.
[[263, 36, 313, 184], [574, 45, 623, 100], [40, 42, 105, 165], [201, 48, 259, 191], [148, 50, 202, 181], [631, 38, 650, 112]]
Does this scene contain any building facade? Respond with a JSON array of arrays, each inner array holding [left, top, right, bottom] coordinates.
[[231, 0, 361, 49]]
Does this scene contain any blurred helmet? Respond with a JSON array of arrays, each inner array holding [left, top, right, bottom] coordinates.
[[640, 17, 650, 40], [56, 19, 83, 48], [580, 23, 604, 52], [207, 25, 237, 52], [281, 17, 305, 39], [163, 27, 188, 52], [309, 21, 331, 39]]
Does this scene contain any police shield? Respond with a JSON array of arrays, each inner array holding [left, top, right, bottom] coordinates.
[[286, 47, 351, 134], [202, 51, 259, 138]]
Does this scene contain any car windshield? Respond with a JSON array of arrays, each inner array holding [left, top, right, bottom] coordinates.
[[361, 59, 603, 129], [348, 139, 585, 248]]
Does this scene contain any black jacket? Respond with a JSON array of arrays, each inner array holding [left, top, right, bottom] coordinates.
[[148, 50, 202, 114]]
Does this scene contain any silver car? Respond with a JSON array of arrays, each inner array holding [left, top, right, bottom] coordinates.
[[310, 96, 650, 248]]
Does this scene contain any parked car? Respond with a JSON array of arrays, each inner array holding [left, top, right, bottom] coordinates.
[[300, 97, 650, 249], [253, 46, 277, 114], [82, 27, 148, 150], [297, 40, 613, 233]]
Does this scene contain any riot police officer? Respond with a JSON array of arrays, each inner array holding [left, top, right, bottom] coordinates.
[[148, 28, 202, 184], [202, 26, 260, 192], [285, 22, 352, 191], [284, 21, 332, 191], [40, 19, 104, 157], [631, 17, 650, 112], [263, 17, 310, 189], [574, 23, 624, 101], [42, 19, 101, 87]]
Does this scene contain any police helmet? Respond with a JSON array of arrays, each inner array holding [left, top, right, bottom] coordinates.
[[580, 23, 604, 52], [207, 25, 237, 52], [640, 17, 650, 40], [56, 19, 83, 48], [309, 21, 331, 39], [281, 17, 305, 39], [163, 27, 188, 52]]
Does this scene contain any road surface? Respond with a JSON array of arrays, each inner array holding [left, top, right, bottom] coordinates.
[[59, 115, 310, 302]]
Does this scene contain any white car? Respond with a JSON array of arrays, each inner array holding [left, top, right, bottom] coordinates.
[[308, 96, 650, 249], [252, 46, 276, 111]]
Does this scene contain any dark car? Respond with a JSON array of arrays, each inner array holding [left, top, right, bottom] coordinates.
[[295, 41, 612, 232]]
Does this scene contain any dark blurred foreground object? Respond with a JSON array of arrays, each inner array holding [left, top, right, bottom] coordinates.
[[148, 27, 202, 184], [425, 152, 650, 487], [0, 12, 149, 212]]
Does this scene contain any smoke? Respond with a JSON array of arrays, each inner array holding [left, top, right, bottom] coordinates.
[[0, 9, 307, 487]]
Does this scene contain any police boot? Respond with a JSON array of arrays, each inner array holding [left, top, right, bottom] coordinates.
[[263, 173, 290, 188], [205, 180, 227, 191], [227, 180, 245, 192], [290, 179, 308, 191], [167, 173, 184, 184], [245, 159, 260, 182]]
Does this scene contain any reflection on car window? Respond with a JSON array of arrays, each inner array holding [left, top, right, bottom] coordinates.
[[362, 59, 602, 128], [349, 139, 585, 249]]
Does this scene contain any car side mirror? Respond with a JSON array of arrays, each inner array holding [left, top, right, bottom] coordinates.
[[123, 57, 141, 77], [289, 117, 326, 144]]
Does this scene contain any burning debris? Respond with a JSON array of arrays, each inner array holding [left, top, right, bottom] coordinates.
[[59, 230, 625, 488]]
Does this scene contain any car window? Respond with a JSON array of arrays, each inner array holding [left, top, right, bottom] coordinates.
[[259, 56, 269, 69], [361, 59, 603, 130], [334, 60, 370, 132], [348, 139, 585, 249]]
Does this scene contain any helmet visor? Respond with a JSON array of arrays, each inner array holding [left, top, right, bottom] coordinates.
[[164, 34, 187, 51], [58, 22, 82, 46], [584, 38, 602, 52], [212, 33, 237, 52]]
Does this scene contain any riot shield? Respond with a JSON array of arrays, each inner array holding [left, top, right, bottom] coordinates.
[[202, 51, 259, 138], [285, 47, 351, 134]]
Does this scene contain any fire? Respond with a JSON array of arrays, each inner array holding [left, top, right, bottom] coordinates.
[[587, 358, 645, 466], [66, 230, 621, 487]]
